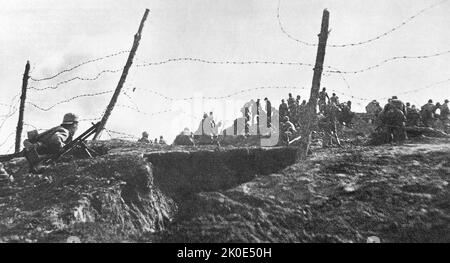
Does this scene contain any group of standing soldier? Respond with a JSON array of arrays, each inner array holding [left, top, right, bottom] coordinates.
[[367, 97, 449, 143]]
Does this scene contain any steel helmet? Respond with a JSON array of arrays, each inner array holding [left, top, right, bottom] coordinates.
[[62, 113, 79, 125]]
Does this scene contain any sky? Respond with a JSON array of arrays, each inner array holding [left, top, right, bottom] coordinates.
[[1, 0, 449, 152]]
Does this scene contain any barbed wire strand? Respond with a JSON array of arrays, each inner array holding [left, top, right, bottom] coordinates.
[[0, 132, 15, 148], [277, 0, 449, 48], [29, 50, 130, 82], [28, 69, 122, 92], [131, 86, 308, 102], [26, 89, 114, 111], [326, 50, 450, 74]]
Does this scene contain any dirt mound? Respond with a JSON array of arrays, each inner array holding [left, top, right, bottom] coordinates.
[[0, 153, 176, 243], [157, 138, 450, 243]]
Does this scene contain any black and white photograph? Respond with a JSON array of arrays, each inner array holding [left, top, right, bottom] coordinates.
[[0, 0, 449, 246]]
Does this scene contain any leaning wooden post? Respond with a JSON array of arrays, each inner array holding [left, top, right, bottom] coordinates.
[[93, 9, 150, 140], [297, 9, 329, 160], [15, 61, 30, 153]]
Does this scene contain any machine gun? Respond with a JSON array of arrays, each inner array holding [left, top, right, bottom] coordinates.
[[42, 122, 101, 164], [0, 122, 101, 165]]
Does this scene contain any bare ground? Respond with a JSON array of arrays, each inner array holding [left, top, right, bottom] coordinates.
[[0, 137, 449, 243], [156, 138, 450, 243]]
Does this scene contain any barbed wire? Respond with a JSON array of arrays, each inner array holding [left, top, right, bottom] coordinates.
[[116, 104, 174, 116], [0, 132, 15, 148], [131, 86, 308, 101], [378, 77, 450, 100], [28, 69, 122, 92], [78, 117, 102, 122], [29, 50, 130, 82], [326, 50, 450, 74], [26, 89, 114, 111], [135, 57, 315, 68], [104, 129, 139, 139], [277, 0, 449, 48]]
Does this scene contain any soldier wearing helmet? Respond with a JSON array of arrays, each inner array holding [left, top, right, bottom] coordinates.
[[138, 131, 151, 143], [23, 113, 79, 172]]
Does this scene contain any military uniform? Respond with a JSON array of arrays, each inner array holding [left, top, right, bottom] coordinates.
[[421, 102, 435, 127], [383, 106, 407, 143], [320, 104, 341, 147], [406, 107, 421, 127], [23, 113, 78, 173], [318, 90, 328, 113]]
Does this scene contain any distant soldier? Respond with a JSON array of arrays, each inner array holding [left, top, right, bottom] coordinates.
[[287, 93, 296, 117], [154, 138, 158, 144], [280, 116, 296, 145], [406, 105, 421, 127], [264, 98, 272, 128], [320, 103, 341, 147], [339, 101, 354, 128], [389, 96, 406, 115], [159, 136, 167, 145], [296, 95, 301, 106], [421, 99, 436, 127], [318, 87, 329, 113], [440, 99, 449, 121], [279, 99, 289, 119], [23, 113, 79, 173], [296, 100, 308, 127], [406, 102, 412, 113], [138, 131, 150, 143], [208, 112, 216, 130], [329, 93, 339, 105], [382, 104, 407, 143], [173, 128, 195, 146]]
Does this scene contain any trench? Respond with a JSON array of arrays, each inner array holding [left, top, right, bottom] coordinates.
[[144, 147, 298, 200], [139, 146, 298, 240]]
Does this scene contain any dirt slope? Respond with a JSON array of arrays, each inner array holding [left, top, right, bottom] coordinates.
[[158, 138, 450, 243]]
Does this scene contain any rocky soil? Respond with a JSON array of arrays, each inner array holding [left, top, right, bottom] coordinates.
[[157, 137, 450, 243], [0, 124, 449, 243]]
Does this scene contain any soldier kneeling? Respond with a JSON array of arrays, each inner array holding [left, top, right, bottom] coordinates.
[[23, 113, 79, 173]]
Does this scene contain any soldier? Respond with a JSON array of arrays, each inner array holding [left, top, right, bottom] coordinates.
[[440, 99, 449, 121], [390, 96, 406, 115], [296, 95, 301, 107], [173, 128, 195, 146], [287, 93, 296, 117], [279, 99, 289, 119], [138, 131, 150, 143], [339, 101, 354, 128], [330, 93, 339, 105], [421, 99, 435, 127], [406, 102, 412, 113], [154, 138, 158, 144], [280, 116, 296, 145], [365, 100, 383, 125], [320, 103, 341, 147], [23, 113, 79, 173], [159, 136, 167, 145], [406, 105, 421, 127], [318, 87, 329, 113], [382, 104, 407, 143]]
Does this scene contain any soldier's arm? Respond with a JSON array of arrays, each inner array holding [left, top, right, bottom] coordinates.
[[47, 128, 70, 153]]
